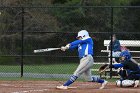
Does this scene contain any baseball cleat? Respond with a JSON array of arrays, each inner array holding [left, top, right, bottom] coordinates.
[[99, 80, 108, 89], [56, 85, 68, 90], [134, 80, 139, 88]]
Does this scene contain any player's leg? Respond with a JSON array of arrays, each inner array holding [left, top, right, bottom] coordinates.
[[118, 69, 140, 88], [64, 55, 94, 85], [116, 79, 135, 87], [82, 68, 92, 81], [134, 79, 140, 87], [118, 69, 128, 80], [92, 76, 108, 89], [74, 55, 94, 76], [82, 68, 108, 89], [82, 59, 108, 89], [57, 55, 93, 89], [83, 68, 106, 83], [127, 74, 140, 87]]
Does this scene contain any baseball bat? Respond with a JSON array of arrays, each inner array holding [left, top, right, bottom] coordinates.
[[34, 48, 61, 53]]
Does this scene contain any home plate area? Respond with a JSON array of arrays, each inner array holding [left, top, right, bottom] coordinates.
[[0, 81, 139, 93]]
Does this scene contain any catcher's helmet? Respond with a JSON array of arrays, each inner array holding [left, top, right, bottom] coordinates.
[[119, 50, 131, 61], [77, 30, 89, 39]]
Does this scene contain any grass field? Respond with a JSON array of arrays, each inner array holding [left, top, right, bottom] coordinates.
[[0, 63, 101, 74], [0, 63, 119, 82]]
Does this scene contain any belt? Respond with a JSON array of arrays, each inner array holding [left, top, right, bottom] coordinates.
[[80, 55, 90, 59], [83, 55, 88, 58]]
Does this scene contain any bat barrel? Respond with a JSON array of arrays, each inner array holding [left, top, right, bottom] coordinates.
[[34, 48, 61, 53]]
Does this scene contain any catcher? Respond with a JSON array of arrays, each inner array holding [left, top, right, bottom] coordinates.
[[99, 49, 140, 87]]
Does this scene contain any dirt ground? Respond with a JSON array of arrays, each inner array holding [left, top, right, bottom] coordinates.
[[0, 81, 139, 93]]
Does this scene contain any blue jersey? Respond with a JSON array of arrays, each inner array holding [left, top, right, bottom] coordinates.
[[69, 37, 93, 58]]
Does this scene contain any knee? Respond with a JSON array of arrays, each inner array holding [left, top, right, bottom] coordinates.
[[73, 72, 80, 77], [92, 77, 100, 82], [83, 76, 92, 81], [116, 80, 135, 87]]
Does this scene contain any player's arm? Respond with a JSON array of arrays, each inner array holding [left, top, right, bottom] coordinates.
[[69, 44, 78, 50], [61, 38, 91, 51], [70, 38, 90, 46], [110, 63, 124, 69], [61, 42, 78, 51]]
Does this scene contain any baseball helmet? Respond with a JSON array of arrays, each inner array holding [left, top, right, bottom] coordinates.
[[119, 50, 131, 61], [77, 30, 89, 39]]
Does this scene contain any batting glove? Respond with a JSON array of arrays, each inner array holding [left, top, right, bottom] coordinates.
[[65, 44, 70, 49], [61, 46, 67, 51]]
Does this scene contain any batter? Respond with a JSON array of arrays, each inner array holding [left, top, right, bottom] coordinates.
[[56, 30, 108, 89]]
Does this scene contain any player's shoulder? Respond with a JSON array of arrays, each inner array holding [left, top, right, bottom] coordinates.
[[81, 37, 93, 44], [87, 37, 93, 44], [85, 37, 93, 42], [82, 37, 92, 40]]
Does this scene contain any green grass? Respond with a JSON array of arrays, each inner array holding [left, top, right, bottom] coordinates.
[[0, 63, 119, 82], [0, 63, 101, 74], [0, 63, 115, 81]]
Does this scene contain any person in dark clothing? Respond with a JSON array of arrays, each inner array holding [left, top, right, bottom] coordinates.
[[109, 34, 121, 63]]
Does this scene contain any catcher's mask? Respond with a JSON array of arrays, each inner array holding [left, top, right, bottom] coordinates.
[[77, 30, 89, 39]]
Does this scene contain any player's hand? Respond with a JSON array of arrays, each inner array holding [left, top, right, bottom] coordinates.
[[61, 46, 67, 51], [65, 44, 70, 49], [109, 65, 114, 68]]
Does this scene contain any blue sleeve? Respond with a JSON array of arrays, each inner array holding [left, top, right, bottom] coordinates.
[[70, 40, 82, 46], [113, 64, 124, 69], [69, 45, 78, 50], [70, 39, 89, 46]]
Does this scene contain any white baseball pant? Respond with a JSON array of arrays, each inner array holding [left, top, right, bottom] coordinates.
[[73, 55, 94, 81]]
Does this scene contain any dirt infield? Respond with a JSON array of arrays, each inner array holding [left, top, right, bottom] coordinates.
[[0, 80, 139, 93]]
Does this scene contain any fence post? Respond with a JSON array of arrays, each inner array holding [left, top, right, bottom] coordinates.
[[110, 7, 114, 79], [21, 7, 24, 77]]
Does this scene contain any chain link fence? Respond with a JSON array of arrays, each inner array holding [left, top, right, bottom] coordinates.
[[0, 6, 140, 79]]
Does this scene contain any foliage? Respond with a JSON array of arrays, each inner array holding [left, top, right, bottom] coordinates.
[[0, 0, 140, 60]]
